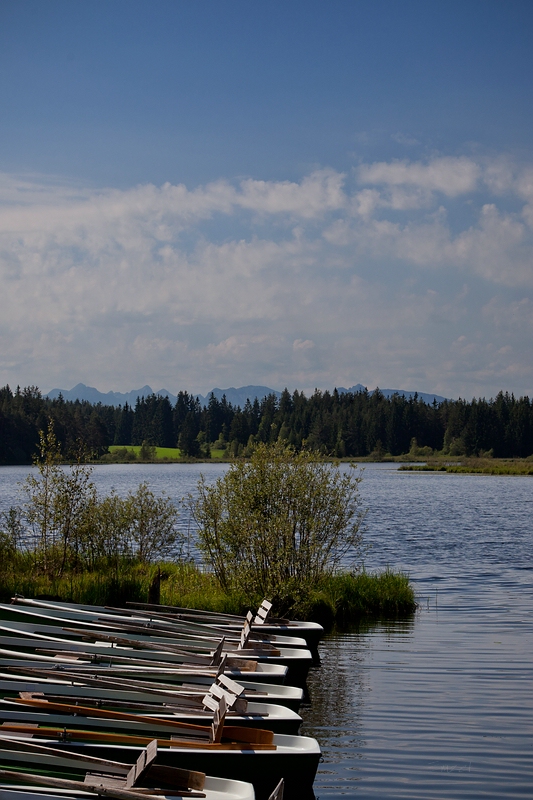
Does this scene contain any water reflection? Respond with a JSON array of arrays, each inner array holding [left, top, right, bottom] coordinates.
[[302, 599, 533, 799]]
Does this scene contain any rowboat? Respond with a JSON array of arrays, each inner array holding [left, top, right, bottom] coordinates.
[[0, 680, 318, 797], [0, 678, 302, 734], [0, 737, 257, 799], [0, 730, 318, 800], [15, 597, 325, 653], [9, 599, 309, 651], [0, 620, 289, 685], [0, 779, 255, 800], [63, 735, 315, 800], [128, 601, 324, 653], [0, 607, 312, 686], [0, 659, 303, 712], [0, 654, 304, 711]]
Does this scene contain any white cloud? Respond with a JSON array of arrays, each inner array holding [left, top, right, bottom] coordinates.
[[482, 296, 533, 329], [293, 339, 315, 352], [358, 156, 481, 197], [391, 132, 420, 146], [237, 169, 346, 217], [1, 156, 533, 398], [450, 204, 531, 286]]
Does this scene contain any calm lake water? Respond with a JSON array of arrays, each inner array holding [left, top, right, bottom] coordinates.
[[1, 462, 532, 798]]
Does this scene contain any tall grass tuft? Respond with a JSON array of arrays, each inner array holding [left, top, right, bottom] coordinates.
[[298, 570, 416, 627]]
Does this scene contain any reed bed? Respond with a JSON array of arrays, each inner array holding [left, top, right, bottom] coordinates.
[[0, 557, 415, 628], [400, 458, 533, 475]]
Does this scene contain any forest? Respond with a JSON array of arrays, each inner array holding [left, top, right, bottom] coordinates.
[[1, 384, 532, 463]]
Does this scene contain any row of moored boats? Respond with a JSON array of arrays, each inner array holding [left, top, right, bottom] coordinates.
[[0, 596, 324, 800]]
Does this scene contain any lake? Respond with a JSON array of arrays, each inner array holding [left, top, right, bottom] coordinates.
[[1, 462, 532, 798]]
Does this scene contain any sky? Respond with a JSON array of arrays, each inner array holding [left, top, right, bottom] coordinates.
[[1, 1, 533, 400]]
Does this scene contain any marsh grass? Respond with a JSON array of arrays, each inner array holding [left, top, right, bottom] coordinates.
[[0, 554, 148, 605], [0, 557, 415, 627], [0, 556, 256, 612], [297, 570, 416, 627], [400, 458, 533, 475]]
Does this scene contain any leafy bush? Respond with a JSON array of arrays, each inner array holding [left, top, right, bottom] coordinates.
[[191, 442, 366, 613], [20, 422, 182, 576]]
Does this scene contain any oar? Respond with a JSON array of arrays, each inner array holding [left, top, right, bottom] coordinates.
[[14, 692, 212, 714], [14, 694, 275, 745], [0, 769, 206, 799], [104, 607, 279, 644], [125, 602, 247, 621], [0, 667, 215, 706], [34, 649, 218, 670], [0, 734, 129, 772], [0, 723, 276, 750], [61, 629, 219, 661], [64, 625, 280, 655]]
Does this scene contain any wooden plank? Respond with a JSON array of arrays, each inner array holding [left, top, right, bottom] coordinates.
[[217, 674, 245, 696], [144, 763, 205, 791], [84, 773, 127, 788], [210, 695, 226, 744], [209, 638, 224, 667], [125, 740, 158, 788], [224, 657, 257, 671]]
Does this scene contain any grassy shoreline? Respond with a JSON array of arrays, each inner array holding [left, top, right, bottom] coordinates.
[[101, 447, 533, 474], [399, 457, 533, 475], [0, 559, 416, 628]]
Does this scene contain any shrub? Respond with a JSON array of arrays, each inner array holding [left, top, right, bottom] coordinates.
[[190, 442, 366, 613], [20, 422, 182, 575]]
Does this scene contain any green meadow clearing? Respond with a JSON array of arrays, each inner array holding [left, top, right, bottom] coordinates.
[[106, 445, 227, 461]]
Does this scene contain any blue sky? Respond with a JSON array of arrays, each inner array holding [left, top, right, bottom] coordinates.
[[1, 1, 533, 399]]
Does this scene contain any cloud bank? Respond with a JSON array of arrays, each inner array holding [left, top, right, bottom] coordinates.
[[1, 155, 532, 398]]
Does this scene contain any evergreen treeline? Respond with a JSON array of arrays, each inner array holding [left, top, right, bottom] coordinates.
[[1, 384, 533, 463]]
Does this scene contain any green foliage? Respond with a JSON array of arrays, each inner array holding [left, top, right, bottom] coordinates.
[[0, 559, 149, 606], [191, 442, 366, 614], [409, 437, 434, 457], [23, 423, 97, 577], [103, 446, 138, 462], [125, 482, 181, 562], [139, 440, 157, 461], [107, 445, 185, 461], [2, 383, 533, 465], [0, 507, 24, 557], [18, 423, 182, 577]]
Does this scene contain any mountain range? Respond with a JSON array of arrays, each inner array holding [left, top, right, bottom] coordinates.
[[45, 383, 447, 407]]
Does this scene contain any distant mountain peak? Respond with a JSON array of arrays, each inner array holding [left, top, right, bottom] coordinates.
[[45, 383, 282, 408], [45, 382, 447, 408]]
